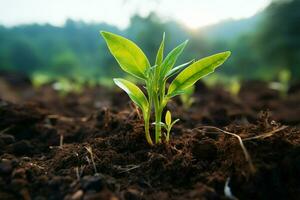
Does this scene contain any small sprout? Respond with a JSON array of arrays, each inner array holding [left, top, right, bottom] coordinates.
[[228, 78, 241, 96], [154, 111, 179, 142], [180, 85, 195, 110], [163, 111, 179, 142], [101, 31, 230, 145], [270, 69, 291, 98], [165, 110, 172, 126]]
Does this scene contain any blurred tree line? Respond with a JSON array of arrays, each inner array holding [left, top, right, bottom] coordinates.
[[0, 0, 299, 84]]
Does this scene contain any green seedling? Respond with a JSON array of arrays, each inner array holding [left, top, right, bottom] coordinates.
[[180, 85, 195, 110], [101, 31, 230, 145], [163, 111, 179, 142], [270, 69, 291, 98], [152, 110, 179, 142]]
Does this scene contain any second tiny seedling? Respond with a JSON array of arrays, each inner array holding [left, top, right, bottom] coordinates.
[[101, 31, 230, 145]]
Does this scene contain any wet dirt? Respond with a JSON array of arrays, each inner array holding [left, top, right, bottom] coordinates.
[[0, 76, 300, 200]]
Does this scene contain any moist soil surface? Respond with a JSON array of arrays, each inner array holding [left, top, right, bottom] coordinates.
[[0, 75, 300, 200]]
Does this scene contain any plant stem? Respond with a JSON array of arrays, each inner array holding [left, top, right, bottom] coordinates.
[[154, 79, 167, 144], [166, 128, 170, 142], [144, 115, 153, 145], [144, 80, 154, 146], [154, 97, 162, 144]]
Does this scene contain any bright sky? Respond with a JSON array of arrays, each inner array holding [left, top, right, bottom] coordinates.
[[0, 0, 271, 29]]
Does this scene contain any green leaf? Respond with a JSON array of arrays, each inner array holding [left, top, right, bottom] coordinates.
[[152, 122, 167, 129], [171, 119, 180, 127], [165, 110, 171, 126], [165, 90, 186, 99], [168, 51, 231, 96], [159, 40, 188, 80], [155, 32, 165, 66], [101, 31, 150, 80], [145, 65, 158, 78], [165, 59, 194, 80], [182, 85, 195, 96], [113, 78, 149, 114]]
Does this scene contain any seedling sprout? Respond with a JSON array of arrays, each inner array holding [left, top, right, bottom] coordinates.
[[101, 31, 231, 145]]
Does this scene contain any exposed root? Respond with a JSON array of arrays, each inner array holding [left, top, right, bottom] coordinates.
[[194, 126, 256, 174], [115, 164, 141, 173], [243, 125, 288, 141]]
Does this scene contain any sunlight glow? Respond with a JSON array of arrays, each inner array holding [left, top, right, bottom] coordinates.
[[0, 0, 272, 28]]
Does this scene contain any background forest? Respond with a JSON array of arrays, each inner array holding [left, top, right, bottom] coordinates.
[[0, 0, 299, 86]]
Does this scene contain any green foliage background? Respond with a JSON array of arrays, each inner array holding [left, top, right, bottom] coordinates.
[[0, 0, 299, 84]]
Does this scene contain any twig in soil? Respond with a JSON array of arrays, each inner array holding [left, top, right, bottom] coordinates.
[[242, 125, 288, 141], [195, 126, 256, 173], [115, 164, 141, 173], [224, 177, 238, 200], [85, 146, 98, 174]]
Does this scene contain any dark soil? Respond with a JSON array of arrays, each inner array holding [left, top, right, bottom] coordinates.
[[0, 75, 300, 200]]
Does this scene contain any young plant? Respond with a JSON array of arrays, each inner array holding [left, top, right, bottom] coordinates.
[[101, 31, 230, 145], [163, 111, 179, 142], [180, 85, 195, 110], [270, 69, 291, 98], [152, 110, 179, 142]]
